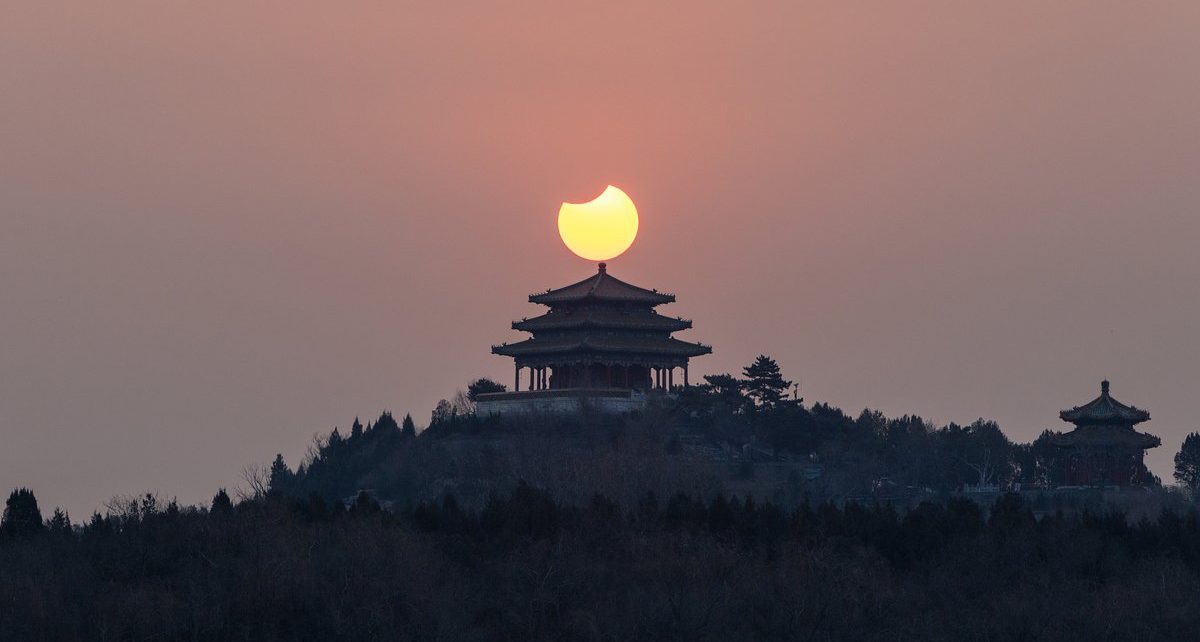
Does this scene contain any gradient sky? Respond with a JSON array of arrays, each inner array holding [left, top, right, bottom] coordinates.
[[3, 2, 1199, 517]]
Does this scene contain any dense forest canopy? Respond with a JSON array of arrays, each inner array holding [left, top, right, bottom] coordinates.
[[3, 484, 1200, 640]]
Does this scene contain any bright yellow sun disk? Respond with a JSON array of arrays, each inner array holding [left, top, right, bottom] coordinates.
[[557, 185, 639, 262]]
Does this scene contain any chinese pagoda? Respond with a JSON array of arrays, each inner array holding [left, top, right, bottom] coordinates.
[[480, 263, 711, 414], [1051, 380, 1160, 486]]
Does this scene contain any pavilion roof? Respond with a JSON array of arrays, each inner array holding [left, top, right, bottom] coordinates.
[[1049, 424, 1161, 449], [1059, 380, 1151, 426], [492, 335, 712, 358], [513, 309, 691, 332], [529, 263, 674, 306]]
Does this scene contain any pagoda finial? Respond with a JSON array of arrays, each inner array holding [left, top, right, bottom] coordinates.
[[598, 262, 607, 273], [1102, 379, 1110, 395]]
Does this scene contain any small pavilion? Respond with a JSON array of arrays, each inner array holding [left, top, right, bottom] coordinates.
[[1051, 380, 1160, 486], [491, 263, 711, 393]]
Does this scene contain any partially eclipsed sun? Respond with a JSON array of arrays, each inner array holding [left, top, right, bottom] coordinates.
[[558, 185, 639, 262]]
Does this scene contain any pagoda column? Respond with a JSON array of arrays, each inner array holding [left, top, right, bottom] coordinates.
[[514, 364, 520, 391], [669, 368, 674, 389], [528, 367, 534, 391], [684, 364, 689, 387]]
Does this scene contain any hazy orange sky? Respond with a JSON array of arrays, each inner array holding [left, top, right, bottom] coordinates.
[[3, 3, 1199, 516]]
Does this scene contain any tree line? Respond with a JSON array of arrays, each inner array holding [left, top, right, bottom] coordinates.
[[3, 483, 1200, 640]]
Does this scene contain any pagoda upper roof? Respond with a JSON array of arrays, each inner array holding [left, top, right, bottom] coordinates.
[[1059, 380, 1151, 426], [513, 309, 691, 332], [492, 335, 712, 359], [529, 263, 674, 306]]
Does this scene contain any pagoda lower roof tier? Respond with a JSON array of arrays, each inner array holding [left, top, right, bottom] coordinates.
[[529, 263, 674, 306], [513, 310, 691, 332], [1049, 425, 1161, 449], [492, 335, 712, 358], [1060, 381, 1150, 426]]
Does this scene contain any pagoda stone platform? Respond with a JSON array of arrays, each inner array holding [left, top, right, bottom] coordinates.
[[475, 388, 649, 417]]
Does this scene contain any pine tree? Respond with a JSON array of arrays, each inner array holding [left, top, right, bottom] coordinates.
[[350, 417, 364, 439], [467, 378, 506, 402], [46, 508, 71, 537], [1175, 432, 1200, 491], [703, 373, 748, 411], [373, 411, 400, 434], [401, 413, 417, 439], [742, 355, 793, 408], [1, 488, 44, 537], [211, 488, 234, 514], [268, 454, 294, 494]]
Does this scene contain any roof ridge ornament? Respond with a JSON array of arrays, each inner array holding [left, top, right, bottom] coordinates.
[[1102, 379, 1110, 396]]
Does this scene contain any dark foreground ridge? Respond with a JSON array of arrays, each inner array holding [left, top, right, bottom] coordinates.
[[3, 486, 1200, 640]]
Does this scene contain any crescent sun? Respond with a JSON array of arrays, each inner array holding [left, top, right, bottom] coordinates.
[[557, 185, 639, 262]]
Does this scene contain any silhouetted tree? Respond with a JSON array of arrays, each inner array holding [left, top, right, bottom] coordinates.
[[703, 373, 747, 411], [351, 490, 381, 516], [988, 493, 1035, 531], [742, 355, 792, 408], [46, 508, 71, 537], [269, 454, 294, 494], [350, 417, 364, 439], [431, 399, 455, 424], [467, 377, 506, 402], [450, 390, 475, 415], [1175, 432, 1200, 492], [948, 419, 1015, 488], [211, 488, 234, 514], [401, 413, 417, 439], [1015, 430, 1066, 488], [1, 488, 44, 537]]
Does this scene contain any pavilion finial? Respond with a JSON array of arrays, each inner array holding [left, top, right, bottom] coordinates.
[[598, 262, 607, 273], [1101, 379, 1110, 395]]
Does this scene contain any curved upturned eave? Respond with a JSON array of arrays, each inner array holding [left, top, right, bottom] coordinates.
[[1049, 427, 1161, 449], [492, 336, 712, 359], [511, 314, 692, 333]]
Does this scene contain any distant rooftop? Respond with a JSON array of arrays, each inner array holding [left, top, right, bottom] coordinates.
[[1059, 380, 1151, 426]]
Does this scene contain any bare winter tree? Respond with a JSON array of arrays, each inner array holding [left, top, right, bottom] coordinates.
[[959, 449, 995, 488], [238, 463, 270, 501]]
